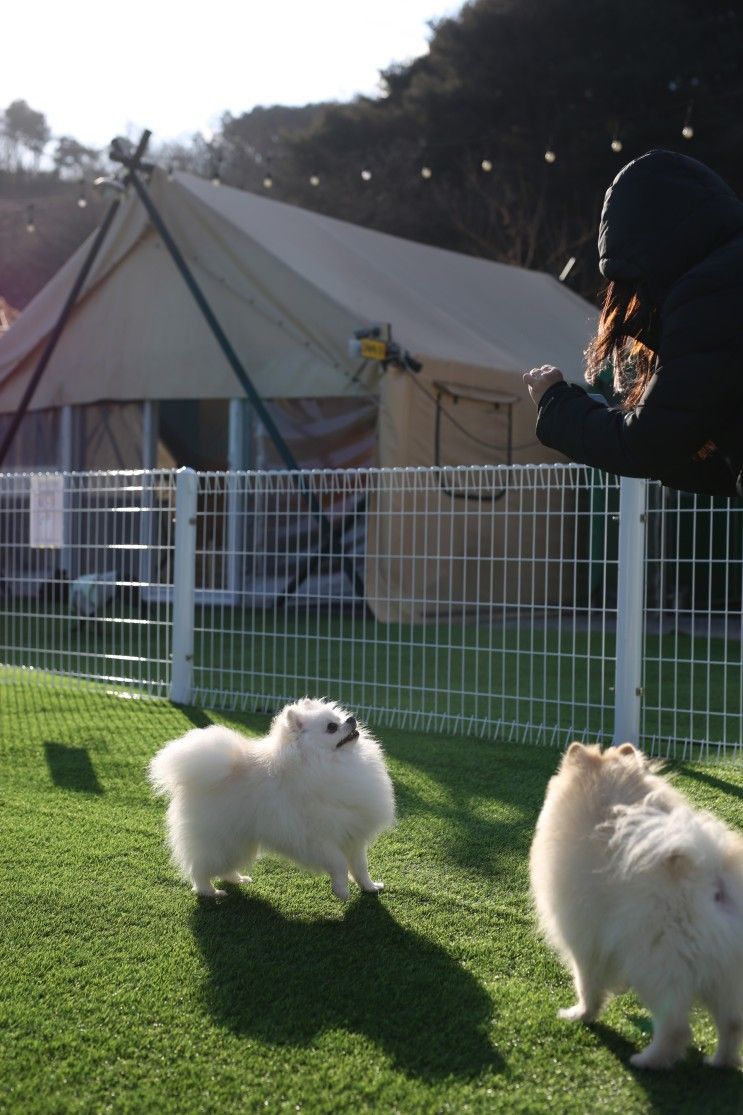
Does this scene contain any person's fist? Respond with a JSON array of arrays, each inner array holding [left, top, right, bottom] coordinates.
[[523, 365, 564, 406]]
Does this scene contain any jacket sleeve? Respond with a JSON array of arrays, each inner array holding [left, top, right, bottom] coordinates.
[[535, 275, 743, 496], [535, 382, 738, 495]]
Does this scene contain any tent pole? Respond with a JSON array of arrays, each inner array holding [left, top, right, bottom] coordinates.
[[116, 143, 301, 475], [0, 196, 122, 468], [114, 137, 367, 604]]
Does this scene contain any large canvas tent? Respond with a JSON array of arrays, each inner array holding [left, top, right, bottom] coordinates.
[[0, 167, 596, 468], [0, 168, 597, 617]]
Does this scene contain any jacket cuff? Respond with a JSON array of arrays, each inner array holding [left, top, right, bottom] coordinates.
[[537, 380, 572, 411]]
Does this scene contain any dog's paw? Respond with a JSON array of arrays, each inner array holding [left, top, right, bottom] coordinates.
[[332, 883, 350, 901], [558, 1004, 593, 1022], [630, 1049, 680, 1070], [362, 880, 384, 893], [226, 873, 253, 885], [193, 885, 227, 899]]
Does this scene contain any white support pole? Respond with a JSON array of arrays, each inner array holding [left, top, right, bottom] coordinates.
[[226, 398, 247, 600], [59, 405, 74, 576], [139, 401, 158, 589], [613, 476, 647, 744], [170, 467, 198, 704]]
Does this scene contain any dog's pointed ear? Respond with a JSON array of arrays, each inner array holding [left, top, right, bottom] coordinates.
[[285, 707, 304, 733], [564, 741, 600, 767], [617, 742, 637, 757]]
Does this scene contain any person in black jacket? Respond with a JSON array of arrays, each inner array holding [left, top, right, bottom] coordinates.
[[524, 149, 743, 497]]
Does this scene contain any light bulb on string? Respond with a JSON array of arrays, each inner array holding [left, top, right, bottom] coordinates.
[[77, 182, 87, 209], [309, 174, 320, 187], [262, 174, 273, 189], [481, 158, 493, 172], [420, 165, 432, 179], [544, 147, 557, 164], [611, 135, 623, 154], [361, 168, 372, 182], [25, 203, 35, 234], [682, 101, 694, 140]]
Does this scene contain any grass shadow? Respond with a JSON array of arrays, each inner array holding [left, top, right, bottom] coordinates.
[[191, 891, 503, 1081], [589, 1021, 743, 1114], [177, 706, 213, 729], [44, 741, 103, 794], [386, 733, 558, 876], [675, 767, 743, 801]]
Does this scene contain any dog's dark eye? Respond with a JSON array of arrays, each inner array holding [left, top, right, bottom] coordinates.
[[326, 722, 338, 734]]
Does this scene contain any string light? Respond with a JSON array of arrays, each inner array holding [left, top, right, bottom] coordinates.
[[682, 101, 694, 140], [20, 82, 716, 234]]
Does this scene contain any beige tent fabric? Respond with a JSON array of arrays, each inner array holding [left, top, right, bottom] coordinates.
[[0, 167, 595, 416], [365, 366, 576, 621], [0, 168, 596, 617]]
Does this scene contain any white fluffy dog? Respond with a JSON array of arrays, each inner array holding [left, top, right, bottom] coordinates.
[[530, 742, 743, 1069], [148, 698, 395, 900]]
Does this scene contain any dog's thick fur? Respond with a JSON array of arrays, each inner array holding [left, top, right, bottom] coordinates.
[[530, 742, 743, 1069], [149, 698, 395, 900]]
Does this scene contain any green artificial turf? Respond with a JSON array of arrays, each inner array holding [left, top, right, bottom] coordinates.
[[3, 603, 743, 749], [1, 680, 742, 1114]]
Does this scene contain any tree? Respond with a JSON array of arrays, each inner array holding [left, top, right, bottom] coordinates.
[[272, 0, 743, 298], [51, 136, 101, 178], [1, 100, 51, 171]]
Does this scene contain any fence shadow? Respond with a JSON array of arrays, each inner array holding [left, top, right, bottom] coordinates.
[[191, 891, 503, 1081], [43, 740, 103, 794], [675, 766, 743, 801]]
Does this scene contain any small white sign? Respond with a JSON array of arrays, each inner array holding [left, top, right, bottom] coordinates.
[[29, 474, 64, 549]]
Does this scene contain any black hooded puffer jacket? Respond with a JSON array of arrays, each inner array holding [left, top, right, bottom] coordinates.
[[536, 149, 743, 496]]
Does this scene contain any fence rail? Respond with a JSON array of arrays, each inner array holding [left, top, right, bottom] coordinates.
[[2, 465, 741, 755]]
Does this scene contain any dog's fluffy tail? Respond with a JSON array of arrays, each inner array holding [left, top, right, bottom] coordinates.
[[608, 794, 733, 878], [148, 725, 245, 797]]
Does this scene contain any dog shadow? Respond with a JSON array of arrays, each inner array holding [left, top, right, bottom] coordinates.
[[590, 1021, 743, 1112], [191, 891, 503, 1081]]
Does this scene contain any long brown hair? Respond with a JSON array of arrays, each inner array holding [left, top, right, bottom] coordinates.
[[584, 280, 656, 409]]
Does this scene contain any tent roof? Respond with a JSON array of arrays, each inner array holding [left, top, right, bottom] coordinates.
[[0, 168, 596, 413]]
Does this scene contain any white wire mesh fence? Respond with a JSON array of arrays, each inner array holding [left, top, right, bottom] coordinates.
[[0, 470, 176, 696], [1, 464, 742, 754]]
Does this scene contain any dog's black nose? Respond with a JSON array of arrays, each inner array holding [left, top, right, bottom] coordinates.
[[346, 717, 357, 731]]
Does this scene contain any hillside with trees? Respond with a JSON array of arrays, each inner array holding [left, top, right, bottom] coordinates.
[[1, 0, 742, 309]]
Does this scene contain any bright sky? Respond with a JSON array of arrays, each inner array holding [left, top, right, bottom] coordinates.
[[3, 1, 463, 152]]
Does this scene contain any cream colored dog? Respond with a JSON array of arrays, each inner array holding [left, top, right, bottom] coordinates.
[[530, 742, 743, 1069], [149, 698, 395, 900]]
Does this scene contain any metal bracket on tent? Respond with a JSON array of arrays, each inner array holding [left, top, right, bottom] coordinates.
[[433, 382, 519, 502]]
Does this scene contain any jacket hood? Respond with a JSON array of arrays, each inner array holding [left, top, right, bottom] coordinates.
[[598, 149, 743, 304]]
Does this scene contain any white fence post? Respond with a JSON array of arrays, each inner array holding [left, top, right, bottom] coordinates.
[[170, 467, 198, 704], [613, 475, 647, 744], [226, 399, 248, 600]]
